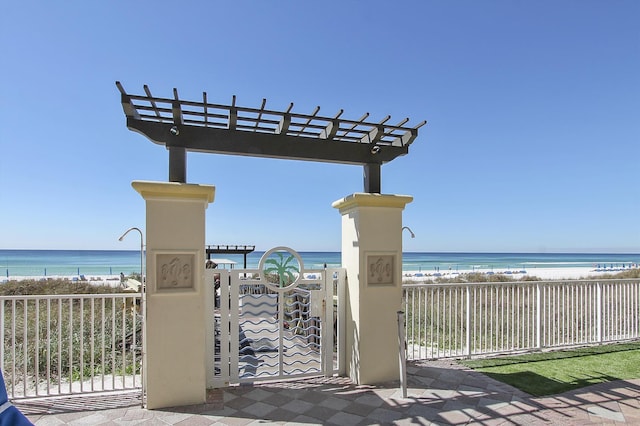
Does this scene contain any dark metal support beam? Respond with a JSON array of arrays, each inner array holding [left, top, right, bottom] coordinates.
[[169, 94, 187, 182], [364, 163, 381, 193], [128, 119, 407, 166], [169, 146, 186, 183]]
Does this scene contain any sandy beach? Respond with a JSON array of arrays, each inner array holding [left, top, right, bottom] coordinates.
[[403, 265, 638, 282], [2, 265, 637, 285], [0, 274, 125, 286]]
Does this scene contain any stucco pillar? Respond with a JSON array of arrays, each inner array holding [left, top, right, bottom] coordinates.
[[332, 193, 413, 385], [132, 181, 215, 409]]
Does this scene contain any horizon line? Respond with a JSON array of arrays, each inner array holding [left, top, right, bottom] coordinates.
[[1, 248, 639, 255]]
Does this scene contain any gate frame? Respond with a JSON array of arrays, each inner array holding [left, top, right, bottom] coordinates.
[[206, 248, 345, 388]]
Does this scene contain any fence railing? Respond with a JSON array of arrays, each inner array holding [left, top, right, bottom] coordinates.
[[0, 293, 142, 399], [4, 279, 638, 399], [402, 279, 640, 360]]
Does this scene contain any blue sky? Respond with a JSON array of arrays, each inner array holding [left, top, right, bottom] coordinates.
[[1, 1, 638, 253]]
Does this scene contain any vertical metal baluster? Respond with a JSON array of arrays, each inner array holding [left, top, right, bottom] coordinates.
[[500, 286, 504, 352], [91, 298, 95, 391], [132, 295, 137, 388], [35, 299, 40, 396], [80, 298, 84, 392], [569, 284, 573, 345], [414, 288, 418, 360], [465, 285, 471, 357], [122, 296, 126, 387], [453, 286, 458, 355], [23, 298, 28, 397], [68, 297, 73, 393], [484, 286, 488, 354], [536, 283, 542, 349], [101, 298, 106, 390], [112, 296, 116, 390], [11, 300, 16, 398], [512, 285, 516, 350], [597, 281, 602, 343], [447, 287, 452, 356], [425, 287, 436, 357], [57, 298, 62, 395], [435, 288, 440, 359]]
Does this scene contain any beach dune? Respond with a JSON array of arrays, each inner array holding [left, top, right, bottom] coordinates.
[[404, 265, 637, 282]]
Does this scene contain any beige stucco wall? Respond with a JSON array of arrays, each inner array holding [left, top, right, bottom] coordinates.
[[132, 181, 215, 409], [333, 193, 412, 384]]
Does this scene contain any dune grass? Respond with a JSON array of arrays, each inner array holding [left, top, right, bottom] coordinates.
[[0, 279, 121, 295], [460, 341, 640, 396], [405, 268, 640, 284], [1, 279, 139, 387]]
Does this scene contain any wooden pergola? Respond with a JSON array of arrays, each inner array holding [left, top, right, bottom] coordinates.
[[116, 82, 425, 193]]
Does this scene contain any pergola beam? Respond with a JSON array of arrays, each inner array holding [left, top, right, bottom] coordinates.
[[117, 82, 425, 192], [128, 119, 403, 165]]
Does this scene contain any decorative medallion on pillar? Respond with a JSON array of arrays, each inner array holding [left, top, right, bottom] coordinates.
[[156, 252, 196, 292], [366, 253, 396, 287]]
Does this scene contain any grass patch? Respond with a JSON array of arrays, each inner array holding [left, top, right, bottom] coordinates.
[[460, 342, 640, 396]]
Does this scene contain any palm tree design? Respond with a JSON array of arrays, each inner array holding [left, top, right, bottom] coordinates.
[[264, 252, 300, 287]]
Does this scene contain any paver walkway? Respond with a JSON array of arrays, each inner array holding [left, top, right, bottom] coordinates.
[[16, 360, 640, 425]]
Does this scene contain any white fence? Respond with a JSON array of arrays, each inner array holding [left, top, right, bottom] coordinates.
[[0, 293, 142, 400], [402, 279, 640, 360], [3, 278, 639, 399]]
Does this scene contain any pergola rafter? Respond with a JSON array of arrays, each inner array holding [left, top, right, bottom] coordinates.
[[116, 82, 425, 193]]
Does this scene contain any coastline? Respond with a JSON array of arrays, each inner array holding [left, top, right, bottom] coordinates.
[[2, 265, 637, 285], [403, 265, 638, 282], [0, 274, 124, 287], [2, 250, 638, 284]]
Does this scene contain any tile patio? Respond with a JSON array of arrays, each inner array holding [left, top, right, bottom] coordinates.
[[16, 359, 640, 425]]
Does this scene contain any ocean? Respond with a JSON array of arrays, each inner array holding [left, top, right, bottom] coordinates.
[[1, 249, 638, 278]]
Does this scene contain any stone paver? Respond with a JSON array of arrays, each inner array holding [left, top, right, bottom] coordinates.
[[14, 360, 640, 425]]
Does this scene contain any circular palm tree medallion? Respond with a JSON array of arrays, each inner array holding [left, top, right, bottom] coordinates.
[[259, 246, 304, 291]]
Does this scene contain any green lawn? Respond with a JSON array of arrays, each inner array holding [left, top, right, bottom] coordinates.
[[460, 342, 640, 396]]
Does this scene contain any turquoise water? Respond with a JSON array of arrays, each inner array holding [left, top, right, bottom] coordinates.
[[1, 250, 638, 277], [0, 250, 143, 277]]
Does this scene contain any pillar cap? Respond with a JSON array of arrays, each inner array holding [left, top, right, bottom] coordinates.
[[332, 193, 413, 213], [132, 181, 215, 203]]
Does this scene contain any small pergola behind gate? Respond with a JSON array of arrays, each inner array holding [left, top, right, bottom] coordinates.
[[206, 248, 346, 387]]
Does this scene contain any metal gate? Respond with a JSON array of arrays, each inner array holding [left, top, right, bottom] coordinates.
[[207, 247, 345, 387]]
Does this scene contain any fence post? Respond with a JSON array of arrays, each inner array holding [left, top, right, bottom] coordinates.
[[337, 269, 347, 376], [535, 282, 541, 350], [397, 311, 407, 398], [465, 285, 471, 357], [205, 269, 215, 389], [596, 281, 603, 343], [0, 301, 4, 375]]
